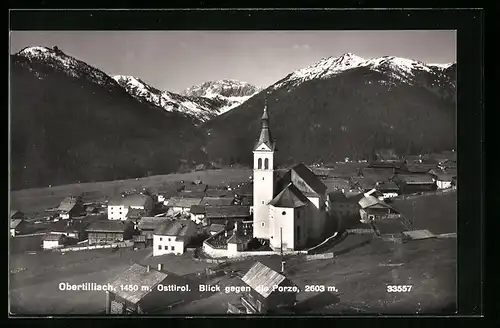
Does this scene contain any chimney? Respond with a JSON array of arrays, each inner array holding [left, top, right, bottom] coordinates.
[[146, 265, 150, 272], [157, 264, 163, 271]]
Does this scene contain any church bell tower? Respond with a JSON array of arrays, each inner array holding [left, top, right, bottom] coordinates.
[[252, 98, 275, 241]]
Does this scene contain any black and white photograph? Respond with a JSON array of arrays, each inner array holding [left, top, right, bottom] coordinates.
[[9, 25, 459, 315]]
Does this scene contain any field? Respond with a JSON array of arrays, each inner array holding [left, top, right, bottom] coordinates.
[[10, 168, 253, 216]]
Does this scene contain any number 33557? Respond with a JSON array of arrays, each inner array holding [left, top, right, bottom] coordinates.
[[387, 285, 413, 292]]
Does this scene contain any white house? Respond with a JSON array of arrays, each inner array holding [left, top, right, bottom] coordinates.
[[428, 169, 455, 189], [42, 233, 66, 249], [164, 197, 202, 215], [107, 193, 154, 221], [252, 103, 328, 250], [57, 196, 84, 220], [189, 205, 206, 224], [153, 219, 197, 256]]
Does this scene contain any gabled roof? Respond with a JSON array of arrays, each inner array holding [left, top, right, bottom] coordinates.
[[241, 262, 290, 298], [85, 220, 130, 233], [201, 197, 234, 206], [57, 196, 79, 212], [10, 210, 23, 219], [137, 217, 173, 231], [126, 208, 146, 218], [154, 219, 196, 238], [208, 223, 225, 233], [269, 183, 309, 208], [376, 181, 400, 192], [108, 264, 168, 304], [165, 197, 202, 208], [287, 163, 327, 196], [396, 174, 435, 184], [358, 196, 380, 209], [190, 205, 206, 215], [205, 206, 251, 219], [368, 160, 406, 169], [43, 233, 65, 241], [10, 219, 25, 229]]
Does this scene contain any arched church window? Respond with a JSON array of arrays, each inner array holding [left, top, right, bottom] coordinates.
[[257, 158, 262, 169], [264, 158, 269, 169]]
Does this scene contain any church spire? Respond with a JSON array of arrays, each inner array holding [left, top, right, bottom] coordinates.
[[254, 95, 274, 151]]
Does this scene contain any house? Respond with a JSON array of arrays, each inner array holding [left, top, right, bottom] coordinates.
[[200, 196, 235, 207], [208, 223, 225, 235], [327, 191, 365, 231], [375, 181, 401, 199], [189, 205, 206, 224], [321, 177, 353, 193], [393, 174, 437, 194], [106, 264, 184, 314], [57, 196, 85, 220], [428, 169, 455, 189], [228, 262, 297, 314], [204, 205, 251, 227], [107, 193, 154, 221], [227, 222, 252, 255], [153, 219, 197, 256], [48, 219, 89, 241], [164, 197, 202, 214], [137, 217, 173, 247], [85, 220, 134, 244], [42, 233, 67, 249], [10, 211, 27, 236], [350, 176, 377, 192], [358, 196, 401, 223], [360, 168, 396, 183]]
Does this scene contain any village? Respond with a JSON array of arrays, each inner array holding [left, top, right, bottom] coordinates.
[[9, 105, 457, 315]]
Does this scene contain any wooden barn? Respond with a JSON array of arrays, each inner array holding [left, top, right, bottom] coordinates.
[[204, 205, 251, 227], [85, 220, 133, 245]]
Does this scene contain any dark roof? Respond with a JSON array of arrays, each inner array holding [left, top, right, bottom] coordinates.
[[322, 178, 352, 192], [205, 189, 234, 198], [395, 174, 435, 184], [190, 205, 206, 215], [205, 206, 251, 219], [208, 223, 225, 233], [108, 264, 168, 304], [328, 191, 347, 202], [57, 196, 80, 212], [43, 233, 65, 241], [85, 220, 130, 233], [368, 161, 406, 169], [241, 262, 291, 298], [290, 163, 327, 195], [177, 191, 207, 199], [361, 168, 395, 181], [201, 197, 234, 206], [376, 181, 400, 192], [137, 217, 173, 231], [154, 219, 196, 238], [10, 210, 23, 219], [227, 230, 249, 244], [254, 105, 275, 151], [269, 183, 309, 208], [182, 184, 208, 193], [126, 208, 146, 218], [428, 169, 455, 181]]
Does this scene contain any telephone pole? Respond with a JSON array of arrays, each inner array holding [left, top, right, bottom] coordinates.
[[280, 227, 285, 274]]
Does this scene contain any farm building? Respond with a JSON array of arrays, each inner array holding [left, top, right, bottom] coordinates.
[[164, 197, 202, 214], [367, 160, 407, 172], [47, 219, 89, 241], [106, 264, 184, 314], [42, 233, 66, 250], [10, 211, 27, 236], [227, 222, 252, 254], [360, 168, 396, 183], [375, 181, 401, 199], [321, 177, 353, 193], [350, 176, 377, 192], [107, 193, 154, 221], [200, 196, 235, 207], [189, 205, 206, 224], [85, 220, 134, 245], [227, 262, 297, 314], [136, 217, 173, 247], [393, 174, 437, 194], [153, 219, 197, 256], [208, 223, 225, 235], [204, 205, 251, 227], [428, 169, 456, 189], [327, 191, 364, 231], [358, 196, 401, 223], [57, 196, 85, 220]]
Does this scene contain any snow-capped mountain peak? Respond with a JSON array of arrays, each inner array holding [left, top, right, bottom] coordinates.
[[15, 46, 116, 87], [274, 52, 457, 89]]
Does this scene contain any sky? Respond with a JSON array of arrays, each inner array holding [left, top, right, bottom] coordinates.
[[10, 30, 456, 93]]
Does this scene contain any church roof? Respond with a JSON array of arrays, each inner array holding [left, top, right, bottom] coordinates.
[[254, 102, 275, 151], [268, 183, 309, 208], [278, 163, 327, 196]]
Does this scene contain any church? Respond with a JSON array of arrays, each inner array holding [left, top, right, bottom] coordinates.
[[252, 102, 330, 251]]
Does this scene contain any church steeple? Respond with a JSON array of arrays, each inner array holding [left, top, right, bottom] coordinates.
[[254, 97, 275, 151]]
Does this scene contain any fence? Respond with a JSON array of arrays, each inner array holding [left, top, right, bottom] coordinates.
[[57, 240, 133, 252], [305, 253, 334, 261]]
